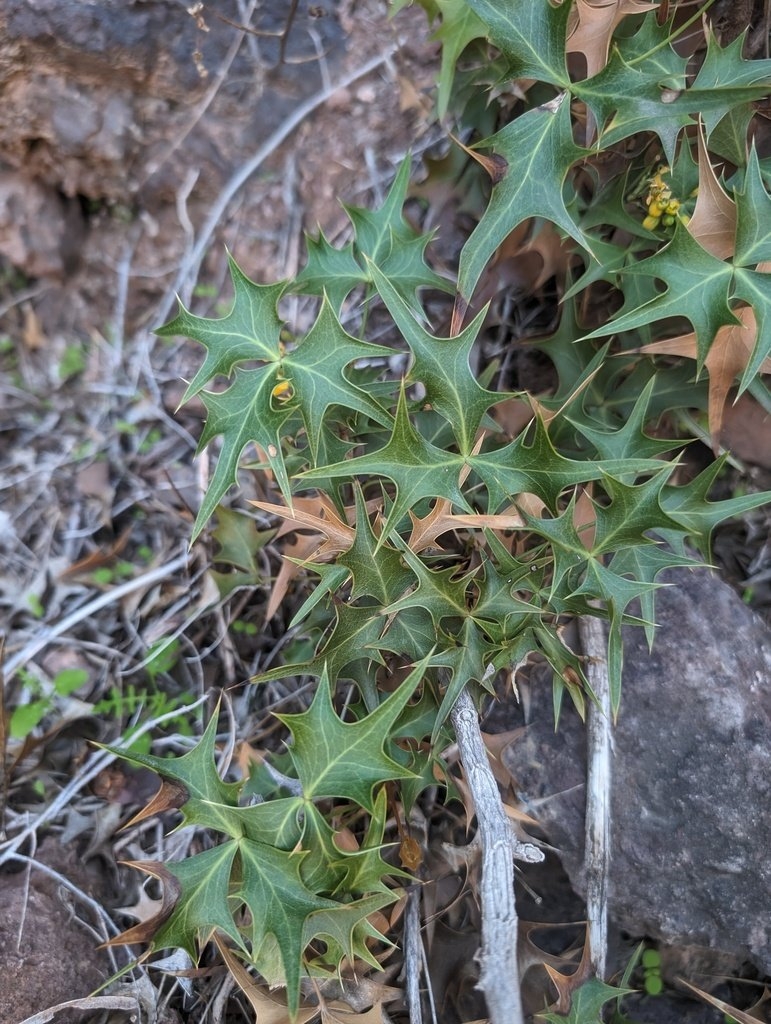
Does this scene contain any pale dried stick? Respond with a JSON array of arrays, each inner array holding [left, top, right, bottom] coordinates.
[[448, 682, 543, 1024], [579, 614, 612, 978], [403, 887, 424, 1024]]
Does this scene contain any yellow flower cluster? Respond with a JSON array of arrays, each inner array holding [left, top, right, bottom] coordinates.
[[641, 165, 691, 231]]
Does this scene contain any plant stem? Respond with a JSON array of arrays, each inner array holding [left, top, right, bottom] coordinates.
[[580, 615, 612, 979], [449, 682, 543, 1024]]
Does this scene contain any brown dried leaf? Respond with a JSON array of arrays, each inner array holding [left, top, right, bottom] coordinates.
[[567, 0, 659, 78], [720, 392, 771, 469], [519, 221, 572, 290], [687, 125, 737, 260], [543, 930, 594, 1014], [59, 526, 131, 580], [491, 396, 536, 439], [450, 132, 508, 184], [320, 999, 389, 1023], [399, 835, 423, 871], [122, 778, 189, 828], [638, 302, 771, 450], [253, 494, 355, 558], [254, 493, 357, 620], [214, 935, 318, 1024], [103, 860, 180, 947], [678, 978, 769, 1024], [407, 503, 526, 553], [266, 533, 325, 621]]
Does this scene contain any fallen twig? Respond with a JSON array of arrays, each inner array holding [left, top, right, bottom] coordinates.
[[449, 683, 544, 1024], [579, 614, 612, 979]]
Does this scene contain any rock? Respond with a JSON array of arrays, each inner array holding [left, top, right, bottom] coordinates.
[[502, 566, 771, 975]]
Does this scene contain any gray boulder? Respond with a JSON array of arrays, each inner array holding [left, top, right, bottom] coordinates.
[[502, 567, 771, 974]]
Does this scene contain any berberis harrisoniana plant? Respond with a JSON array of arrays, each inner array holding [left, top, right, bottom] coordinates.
[[104, 2, 771, 1020]]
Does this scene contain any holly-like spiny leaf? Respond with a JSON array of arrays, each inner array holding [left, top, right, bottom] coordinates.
[[467, 414, 667, 514], [276, 660, 428, 812], [466, 0, 572, 88], [457, 93, 591, 307], [101, 712, 242, 836], [295, 156, 450, 311], [238, 839, 340, 1017], [368, 258, 506, 453], [157, 259, 286, 404], [301, 387, 471, 540]]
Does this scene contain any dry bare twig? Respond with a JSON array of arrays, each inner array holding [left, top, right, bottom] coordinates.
[[579, 614, 612, 979], [448, 682, 544, 1024]]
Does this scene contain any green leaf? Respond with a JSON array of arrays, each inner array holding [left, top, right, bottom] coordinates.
[[211, 507, 271, 576], [301, 387, 470, 539], [467, 416, 665, 514], [53, 667, 89, 696], [238, 839, 339, 1016], [195, 367, 294, 537], [338, 488, 414, 604], [279, 298, 395, 461], [9, 700, 48, 739], [734, 145, 771, 265], [253, 602, 387, 693], [329, 788, 409, 895], [568, 378, 683, 461], [433, 0, 488, 118], [727, 263, 771, 387], [294, 230, 363, 312], [304, 891, 395, 972], [661, 456, 771, 558], [430, 617, 491, 735], [162, 254, 395, 538], [157, 258, 286, 403], [149, 843, 243, 959], [103, 713, 242, 833], [690, 28, 771, 136], [384, 534, 476, 628], [466, 0, 571, 88], [590, 471, 680, 557], [584, 224, 738, 371], [457, 94, 590, 304], [296, 156, 450, 311], [573, 15, 688, 162], [606, 543, 701, 649], [368, 259, 506, 453], [276, 661, 427, 812], [574, 15, 771, 162], [538, 977, 635, 1024]]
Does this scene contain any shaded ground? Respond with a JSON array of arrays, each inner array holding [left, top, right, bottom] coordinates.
[[2, 3, 771, 1023]]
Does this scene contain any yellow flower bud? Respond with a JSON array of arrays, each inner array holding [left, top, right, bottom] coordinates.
[[272, 379, 294, 402], [642, 214, 660, 231]]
